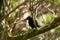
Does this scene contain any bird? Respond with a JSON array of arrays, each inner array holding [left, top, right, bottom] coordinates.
[[26, 16, 39, 29]]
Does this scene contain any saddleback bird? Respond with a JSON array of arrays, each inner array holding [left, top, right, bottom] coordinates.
[[26, 16, 39, 29]]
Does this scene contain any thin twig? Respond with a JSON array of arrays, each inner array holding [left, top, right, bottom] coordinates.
[[0, 0, 28, 22]]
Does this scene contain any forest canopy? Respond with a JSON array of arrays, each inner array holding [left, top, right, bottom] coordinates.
[[0, 0, 60, 40]]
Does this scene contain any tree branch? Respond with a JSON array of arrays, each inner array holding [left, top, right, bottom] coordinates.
[[8, 16, 60, 40], [0, 0, 28, 22]]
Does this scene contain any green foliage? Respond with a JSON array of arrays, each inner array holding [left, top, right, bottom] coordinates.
[[37, 13, 55, 27], [10, 0, 25, 8], [10, 0, 15, 8], [9, 12, 16, 19], [55, 26, 60, 33], [50, 0, 60, 5], [8, 12, 17, 24], [54, 0, 60, 5], [45, 13, 55, 24]]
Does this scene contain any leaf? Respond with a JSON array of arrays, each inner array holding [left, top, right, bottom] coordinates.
[[36, 13, 55, 27], [45, 13, 55, 24], [54, 0, 60, 5], [55, 26, 60, 33], [10, 0, 15, 8], [8, 12, 17, 24]]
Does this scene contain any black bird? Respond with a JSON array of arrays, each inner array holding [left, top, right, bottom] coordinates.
[[26, 16, 39, 29]]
